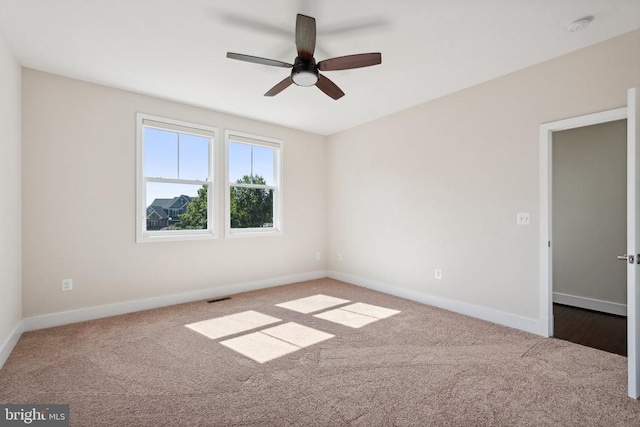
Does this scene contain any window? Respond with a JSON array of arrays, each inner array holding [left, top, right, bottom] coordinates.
[[225, 130, 282, 237], [136, 113, 216, 242]]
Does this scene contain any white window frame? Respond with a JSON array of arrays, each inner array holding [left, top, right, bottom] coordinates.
[[136, 113, 217, 242], [225, 130, 283, 238]]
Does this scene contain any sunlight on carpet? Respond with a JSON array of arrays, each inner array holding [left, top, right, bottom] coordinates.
[[185, 310, 280, 340], [275, 294, 350, 314]]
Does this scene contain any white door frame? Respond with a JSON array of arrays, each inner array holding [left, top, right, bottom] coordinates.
[[539, 106, 627, 339], [540, 107, 640, 399]]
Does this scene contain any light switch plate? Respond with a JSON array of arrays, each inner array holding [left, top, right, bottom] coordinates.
[[516, 212, 530, 225]]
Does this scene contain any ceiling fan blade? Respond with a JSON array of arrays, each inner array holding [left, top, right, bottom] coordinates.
[[264, 77, 293, 97], [295, 14, 316, 61], [315, 74, 345, 100], [318, 53, 382, 71], [226, 52, 292, 68]]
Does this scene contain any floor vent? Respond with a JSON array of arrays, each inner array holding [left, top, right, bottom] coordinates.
[[207, 297, 231, 304]]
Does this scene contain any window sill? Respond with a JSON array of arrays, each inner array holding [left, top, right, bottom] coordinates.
[[137, 231, 217, 243], [225, 228, 282, 239]]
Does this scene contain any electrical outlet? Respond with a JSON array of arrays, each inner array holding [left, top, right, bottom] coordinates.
[[61, 279, 73, 292], [516, 212, 530, 225], [435, 269, 442, 279], [315, 252, 321, 260], [337, 253, 342, 261]]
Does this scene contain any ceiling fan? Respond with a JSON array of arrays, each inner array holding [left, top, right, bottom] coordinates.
[[226, 14, 382, 100]]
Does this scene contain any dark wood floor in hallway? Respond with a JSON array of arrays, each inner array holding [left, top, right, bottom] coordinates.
[[553, 303, 627, 357]]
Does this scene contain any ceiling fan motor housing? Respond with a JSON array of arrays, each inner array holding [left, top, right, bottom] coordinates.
[[291, 57, 319, 87]]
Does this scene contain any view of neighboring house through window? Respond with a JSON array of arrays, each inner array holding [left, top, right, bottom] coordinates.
[[226, 131, 282, 237], [136, 113, 216, 242]]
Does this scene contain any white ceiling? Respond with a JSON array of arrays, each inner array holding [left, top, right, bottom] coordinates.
[[0, 0, 639, 136]]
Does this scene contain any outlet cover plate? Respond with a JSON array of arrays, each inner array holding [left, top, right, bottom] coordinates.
[[61, 279, 73, 292], [516, 212, 530, 225]]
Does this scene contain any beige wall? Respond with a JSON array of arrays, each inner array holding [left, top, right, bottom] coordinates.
[[16, 28, 640, 329], [327, 29, 640, 321], [0, 31, 21, 348], [552, 120, 627, 306], [22, 70, 327, 318]]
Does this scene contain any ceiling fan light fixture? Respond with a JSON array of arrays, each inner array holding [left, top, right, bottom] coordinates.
[[291, 57, 319, 87], [291, 69, 319, 86]]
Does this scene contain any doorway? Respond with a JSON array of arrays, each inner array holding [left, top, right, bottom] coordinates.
[[541, 90, 640, 399], [551, 120, 627, 356]]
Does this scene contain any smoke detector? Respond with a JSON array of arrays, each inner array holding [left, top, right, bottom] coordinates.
[[567, 16, 593, 32]]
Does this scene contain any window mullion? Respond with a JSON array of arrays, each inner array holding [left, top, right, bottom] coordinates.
[[177, 133, 180, 179]]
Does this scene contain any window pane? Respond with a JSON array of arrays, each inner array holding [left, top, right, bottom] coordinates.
[[252, 145, 275, 185], [228, 142, 251, 183], [230, 186, 273, 229], [228, 142, 275, 185], [145, 182, 208, 231], [179, 134, 209, 180], [144, 128, 178, 179]]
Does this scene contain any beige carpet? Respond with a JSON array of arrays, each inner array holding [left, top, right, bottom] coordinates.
[[1, 278, 639, 426]]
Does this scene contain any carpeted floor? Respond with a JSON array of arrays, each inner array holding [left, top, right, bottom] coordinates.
[[1, 278, 639, 426]]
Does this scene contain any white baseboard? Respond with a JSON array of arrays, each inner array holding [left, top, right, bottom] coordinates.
[[538, 316, 551, 338], [328, 271, 545, 337], [0, 321, 24, 370], [23, 271, 328, 332], [553, 292, 627, 316]]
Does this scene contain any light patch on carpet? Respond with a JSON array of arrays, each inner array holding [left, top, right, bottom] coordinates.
[[261, 322, 335, 348], [340, 302, 400, 319], [220, 332, 300, 363], [185, 310, 281, 340], [314, 308, 379, 328], [276, 294, 350, 314]]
